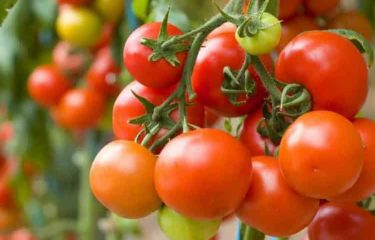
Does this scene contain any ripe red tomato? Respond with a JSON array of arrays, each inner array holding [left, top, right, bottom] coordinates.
[[52, 88, 105, 130], [28, 65, 71, 107], [276, 31, 368, 119], [279, 0, 302, 20], [123, 22, 187, 88], [303, 0, 340, 16], [192, 32, 273, 117], [237, 156, 319, 237], [155, 128, 252, 220], [58, 0, 90, 5], [86, 47, 121, 97], [240, 109, 276, 156], [279, 111, 364, 199], [112, 81, 204, 141], [90, 140, 161, 218], [207, 22, 236, 40], [308, 202, 375, 240], [331, 118, 375, 202]]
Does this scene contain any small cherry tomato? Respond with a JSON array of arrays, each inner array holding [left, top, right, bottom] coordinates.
[[123, 22, 187, 88], [303, 0, 340, 16], [94, 0, 124, 23], [90, 140, 161, 218], [279, 0, 302, 20], [28, 65, 71, 107], [207, 22, 236, 40]]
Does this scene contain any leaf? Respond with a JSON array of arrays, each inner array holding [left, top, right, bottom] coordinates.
[[132, 0, 150, 21], [266, 0, 279, 17], [0, 0, 18, 26], [224, 118, 233, 133], [328, 29, 374, 67]]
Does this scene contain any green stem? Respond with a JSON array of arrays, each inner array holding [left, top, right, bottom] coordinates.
[[242, 225, 265, 240], [252, 56, 281, 100]]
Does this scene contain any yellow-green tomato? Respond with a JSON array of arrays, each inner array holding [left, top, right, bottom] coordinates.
[[94, 0, 124, 23], [235, 12, 282, 55], [159, 207, 220, 240], [56, 7, 102, 48]]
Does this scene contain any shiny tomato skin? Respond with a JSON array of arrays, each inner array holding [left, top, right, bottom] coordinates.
[[237, 156, 319, 237], [192, 33, 273, 117], [123, 22, 187, 88], [52, 88, 105, 130], [207, 22, 236, 40], [331, 118, 375, 202], [308, 202, 375, 240], [240, 109, 276, 156], [279, 0, 302, 20], [304, 0, 340, 16], [155, 128, 252, 220], [86, 47, 121, 97], [279, 111, 364, 199], [276, 31, 368, 119], [28, 65, 71, 107], [90, 140, 161, 218]]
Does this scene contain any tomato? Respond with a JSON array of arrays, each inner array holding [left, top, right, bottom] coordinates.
[[56, 7, 102, 48], [94, 0, 124, 23], [207, 22, 236, 40], [112, 81, 204, 141], [279, 111, 364, 199], [0, 208, 21, 232], [204, 108, 220, 127], [28, 65, 71, 107], [0, 122, 13, 146], [123, 22, 187, 88], [327, 10, 373, 41], [331, 118, 375, 202], [279, 0, 302, 20], [240, 109, 276, 156], [52, 88, 105, 130], [236, 13, 281, 55], [192, 33, 273, 117], [10, 228, 36, 240], [158, 206, 221, 240], [93, 23, 115, 51], [57, 0, 90, 5], [276, 31, 368, 119], [237, 156, 319, 237], [86, 47, 121, 97], [277, 15, 319, 52], [155, 128, 252, 220], [0, 171, 13, 208], [303, 0, 340, 16], [308, 202, 375, 240], [90, 140, 161, 218]]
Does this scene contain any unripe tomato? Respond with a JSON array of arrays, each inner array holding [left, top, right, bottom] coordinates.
[[279, 111, 364, 199], [276, 31, 368, 119], [58, 0, 90, 6], [28, 65, 71, 107], [123, 22, 187, 88], [308, 202, 375, 240], [235, 13, 281, 55], [94, 0, 124, 23], [237, 156, 319, 237], [155, 128, 252, 220], [56, 7, 102, 48], [159, 207, 221, 240], [278, 0, 302, 20], [303, 0, 340, 16], [90, 140, 161, 218]]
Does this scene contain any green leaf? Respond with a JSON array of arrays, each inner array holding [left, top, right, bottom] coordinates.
[[132, 0, 150, 21], [0, 0, 18, 26], [266, 0, 279, 17], [328, 29, 374, 67]]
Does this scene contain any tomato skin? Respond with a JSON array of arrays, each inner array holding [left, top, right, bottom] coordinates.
[[276, 31, 368, 119], [279, 0, 302, 20], [207, 22, 236, 40], [327, 10, 373, 41], [155, 128, 252, 220], [240, 109, 276, 156], [192, 33, 273, 117], [52, 88, 105, 130], [94, 0, 124, 23], [90, 140, 161, 218], [279, 111, 364, 199], [303, 0, 340, 16], [123, 22, 187, 88], [28, 65, 71, 107], [308, 202, 375, 240], [237, 156, 319, 237], [331, 118, 375, 202], [86, 47, 121, 97]]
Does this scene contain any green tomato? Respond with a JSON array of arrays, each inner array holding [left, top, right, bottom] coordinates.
[[159, 207, 220, 240], [56, 7, 102, 48], [235, 12, 281, 55], [94, 0, 124, 23]]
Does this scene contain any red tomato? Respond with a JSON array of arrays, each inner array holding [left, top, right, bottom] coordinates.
[[86, 47, 121, 97], [0, 164, 13, 208], [93, 23, 115, 51], [123, 22, 187, 88], [112, 81, 204, 141], [308, 202, 375, 240], [52, 88, 105, 130], [204, 108, 220, 127], [207, 22, 236, 40], [28, 65, 71, 107], [279, 111, 364, 199], [304, 0, 340, 16], [237, 156, 319, 237], [0, 122, 13, 146], [155, 128, 252, 220], [58, 0, 90, 5], [192, 33, 273, 117], [0, 208, 21, 232], [279, 0, 302, 20], [90, 141, 161, 218], [276, 31, 368, 119], [240, 109, 276, 156], [331, 118, 375, 202]]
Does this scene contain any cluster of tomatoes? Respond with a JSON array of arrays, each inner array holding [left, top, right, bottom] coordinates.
[[28, 0, 124, 131]]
